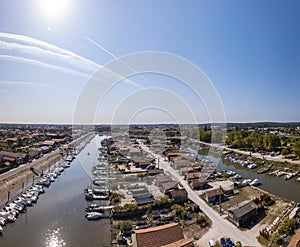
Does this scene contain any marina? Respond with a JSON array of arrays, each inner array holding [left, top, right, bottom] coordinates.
[[210, 154, 300, 202], [0, 135, 111, 247]]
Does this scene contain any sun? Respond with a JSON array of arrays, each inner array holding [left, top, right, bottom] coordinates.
[[38, 0, 69, 18]]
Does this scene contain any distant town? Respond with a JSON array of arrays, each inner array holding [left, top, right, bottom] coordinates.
[[0, 123, 299, 247]]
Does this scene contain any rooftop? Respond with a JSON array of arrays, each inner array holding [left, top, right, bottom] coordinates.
[[133, 223, 192, 247], [228, 200, 257, 218]]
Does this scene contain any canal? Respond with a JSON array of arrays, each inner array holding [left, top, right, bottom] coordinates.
[[0, 135, 111, 247]]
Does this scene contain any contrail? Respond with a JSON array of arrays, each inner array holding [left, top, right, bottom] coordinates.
[[86, 37, 151, 86]]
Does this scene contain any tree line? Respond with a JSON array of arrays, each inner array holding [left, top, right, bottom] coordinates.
[[226, 129, 300, 158]]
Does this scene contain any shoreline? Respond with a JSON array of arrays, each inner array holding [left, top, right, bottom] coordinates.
[[0, 133, 94, 207], [190, 137, 300, 166]]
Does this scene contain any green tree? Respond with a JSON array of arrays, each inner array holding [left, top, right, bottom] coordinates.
[[154, 196, 170, 207], [235, 241, 242, 247], [171, 204, 187, 218], [270, 232, 281, 244], [225, 130, 235, 146], [263, 134, 281, 151], [277, 218, 296, 235], [293, 139, 300, 158], [120, 220, 133, 231], [281, 148, 290, 156]]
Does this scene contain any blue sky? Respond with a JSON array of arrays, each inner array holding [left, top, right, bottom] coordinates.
[[0, 0, 299, 124]]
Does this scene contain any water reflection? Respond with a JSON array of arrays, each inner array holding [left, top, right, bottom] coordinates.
[[45, 228, 66, 247]]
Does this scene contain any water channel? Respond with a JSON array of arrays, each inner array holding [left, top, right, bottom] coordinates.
[[0, 135, 111, 247], [199, 153, 300, 202]]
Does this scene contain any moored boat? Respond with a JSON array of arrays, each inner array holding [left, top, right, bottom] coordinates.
[[0, 217, 6, 226], [6, 214, 16, 223], [86, 212, 103, 220], [250, 178, 261, 186]]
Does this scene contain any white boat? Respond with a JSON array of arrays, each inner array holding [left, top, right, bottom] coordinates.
[[241, 179, 252, 186], [6, 214, 16, 223], [226, 170, 236, 176], [284, 173, 294, 180], [31, 195, 38, 203], [233, 174, 242, 179], [250, 179, 260, 186], [0, 217, 6, 226], [0, 225, 3, 234], [86, 212, 103, 220], [248, 163, 257, 169]]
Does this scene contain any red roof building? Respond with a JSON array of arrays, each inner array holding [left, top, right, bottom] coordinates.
[[132, 223, 193, 247]]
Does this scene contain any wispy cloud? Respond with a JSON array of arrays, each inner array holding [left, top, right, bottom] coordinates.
[[0, 32, 141, 88], [0, 89, 15, 94], [0, 55, 90, 78], [0, 79, 52, 88], [0, 32, 100, 72]]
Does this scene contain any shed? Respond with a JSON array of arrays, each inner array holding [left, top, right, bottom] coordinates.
[[228, 200, 257, 227]]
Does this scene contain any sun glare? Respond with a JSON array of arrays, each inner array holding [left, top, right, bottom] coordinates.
[[39, 0, 69, 18]]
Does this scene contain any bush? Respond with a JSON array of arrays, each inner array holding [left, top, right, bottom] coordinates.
[[120, 220, 133, 231], [154, 196, 170, 207], [171, 204, 187, 218]]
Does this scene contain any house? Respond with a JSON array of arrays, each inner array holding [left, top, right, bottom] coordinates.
[[130, 187, 155, 205], [155, 175, 174, 186], [228, 200, 258, 227], [129, 147, 142, 156], [185, 172, 201, 181], [190, 178, 208, 190], [0, 151, 28, 163], [166, 152, 180, 162], [173, 159, 188, 169], [179, 167, 194, 176], [2, 157, 17, 167], [132, 222, 193, 247], [28, 148, 41, 159], [132, 158, 151, 169], [169, 188, 188, 204], [161, 181, 179, 194], [147, 169, 164, 176], [287, 228, 300, 247], [203, 187, 224, 204], [42, 140, 57, 147]]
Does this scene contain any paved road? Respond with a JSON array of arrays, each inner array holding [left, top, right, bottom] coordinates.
[[0, 133, 93, 182], [0, 149, 61, 181], [139, 141, 261, 247]]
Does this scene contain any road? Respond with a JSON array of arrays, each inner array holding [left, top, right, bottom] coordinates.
[[139, 141, 261, 247], [0, 133, 93, 182], [0, 149, 61, 181]]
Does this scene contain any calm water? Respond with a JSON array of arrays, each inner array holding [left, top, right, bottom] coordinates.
[[200, 154, 300, 202], [0, 135, 111, 247]]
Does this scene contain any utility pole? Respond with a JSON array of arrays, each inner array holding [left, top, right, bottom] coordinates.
[[219, 185, 222, 213]]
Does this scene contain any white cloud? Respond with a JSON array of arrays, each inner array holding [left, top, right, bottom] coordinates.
[[0, 54, 90, 78], [0, 32, 100, 71], [0, 79, 52, 88], [0, 32, 141, 88]]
